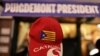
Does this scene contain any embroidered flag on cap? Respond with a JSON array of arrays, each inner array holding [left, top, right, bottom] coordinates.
[[29, 17, 63, 56], [41, 30, 56, 41]]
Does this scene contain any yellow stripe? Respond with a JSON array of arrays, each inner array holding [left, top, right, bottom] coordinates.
[[47, 35, 55, 37], [43, 37, 55, 39], [42, 39, 55, 41], [42, 38, 55, 40], [43, 30, 55, 34]]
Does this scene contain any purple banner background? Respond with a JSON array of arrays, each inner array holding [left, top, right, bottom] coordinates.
[[2, 1, 100, 17]]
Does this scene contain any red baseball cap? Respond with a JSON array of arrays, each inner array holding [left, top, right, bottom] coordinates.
[[29, 17, 63, 56]]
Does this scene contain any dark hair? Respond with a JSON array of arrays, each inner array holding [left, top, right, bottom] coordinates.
[[95, 39, 100, 49]]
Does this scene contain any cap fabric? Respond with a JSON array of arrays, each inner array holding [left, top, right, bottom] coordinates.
[[29, 17, 63, 56]]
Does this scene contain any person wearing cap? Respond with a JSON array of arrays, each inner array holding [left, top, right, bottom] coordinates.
[[29, 17, 63, 56]]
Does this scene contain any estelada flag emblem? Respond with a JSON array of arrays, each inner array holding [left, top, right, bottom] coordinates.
[[41, 30, 56, 41]]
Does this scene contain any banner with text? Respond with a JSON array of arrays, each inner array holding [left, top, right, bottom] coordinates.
[[2, 2, 100, 17]]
